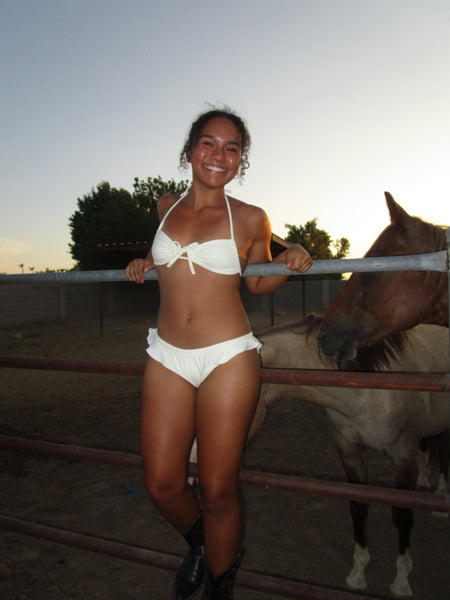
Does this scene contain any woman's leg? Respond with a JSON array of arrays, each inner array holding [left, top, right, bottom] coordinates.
[[195, 349, 261, 575], [140, 358, 200, 532]]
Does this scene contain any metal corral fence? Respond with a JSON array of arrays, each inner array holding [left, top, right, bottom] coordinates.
[[0, 275, 344, 329], [1, 251, 448, 327], [1, 248, 449, 600]]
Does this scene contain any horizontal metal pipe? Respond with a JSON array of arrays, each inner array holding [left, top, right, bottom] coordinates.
[[0, 436, 447, 513], [260, 367, 450, 392], [0, 514, 379, 600], [1, 356, 449, 391], [0, 356, 145, 376], [0, 436, 143, 469], [236, 468, 449, 513], [0, 514, 180, 570], [0, 251, 447, 284]]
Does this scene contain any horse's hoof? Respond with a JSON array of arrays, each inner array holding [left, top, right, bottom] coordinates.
[[390, 551, 413, 597], [346, 544, 369, 590], [390, 582, 413, 598], [346, 574, 367, 590]]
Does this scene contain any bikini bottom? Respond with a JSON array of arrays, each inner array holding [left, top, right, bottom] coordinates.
[[146, 328, 261, 388]]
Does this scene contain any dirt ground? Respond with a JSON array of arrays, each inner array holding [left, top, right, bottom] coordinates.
[[0, 313, 448, 600]]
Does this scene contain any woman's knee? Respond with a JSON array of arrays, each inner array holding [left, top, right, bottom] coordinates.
[[145, 472, 186, 509], [198, 479, 238, 517]]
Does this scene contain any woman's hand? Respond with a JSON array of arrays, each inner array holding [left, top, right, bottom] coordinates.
[[282, 244, 313, 273], [125, 257, 155, 283]]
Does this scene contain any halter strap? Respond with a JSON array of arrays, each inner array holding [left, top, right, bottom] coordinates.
[[158, 187, 190, 229], [159, 189, 235, 240], [224, 195, 235, 241]]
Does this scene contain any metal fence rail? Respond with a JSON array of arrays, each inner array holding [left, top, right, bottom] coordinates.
[[0, 250, 448, 284], [0, 436, 447, 513], [1, 355, 449, 392]]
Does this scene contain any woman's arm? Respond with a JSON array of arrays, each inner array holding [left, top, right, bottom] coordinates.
[[244, 210, 312, 295]]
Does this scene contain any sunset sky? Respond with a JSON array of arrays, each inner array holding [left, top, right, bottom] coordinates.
[[1, 0, 449, 274]]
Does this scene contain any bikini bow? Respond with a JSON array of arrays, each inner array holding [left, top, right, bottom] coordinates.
[[166, 241, 200, 274]]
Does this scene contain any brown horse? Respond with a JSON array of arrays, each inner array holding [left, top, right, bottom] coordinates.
[[316, 192, 448, 362], [256, 316, 449, 597]]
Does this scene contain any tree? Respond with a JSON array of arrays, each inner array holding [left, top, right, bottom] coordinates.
[[132, 175, 189, 235], [284, 218, 350, 279], [133, 175, 189, 211], [68, 177, 189, 270]]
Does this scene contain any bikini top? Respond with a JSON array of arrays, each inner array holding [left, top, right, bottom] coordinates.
[[151, 190, 242, 276]]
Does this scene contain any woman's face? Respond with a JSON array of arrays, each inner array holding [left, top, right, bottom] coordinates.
[[189, 117, 242, 188]]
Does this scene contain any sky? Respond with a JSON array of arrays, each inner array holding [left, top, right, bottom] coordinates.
[[1, 0, 449, 274]]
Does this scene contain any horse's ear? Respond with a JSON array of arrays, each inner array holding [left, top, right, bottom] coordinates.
[[384, 191, 411, 227]]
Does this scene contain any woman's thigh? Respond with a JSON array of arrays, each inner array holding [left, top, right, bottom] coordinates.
[[141, 358, 197, 486], [195, 349, 261, 491]]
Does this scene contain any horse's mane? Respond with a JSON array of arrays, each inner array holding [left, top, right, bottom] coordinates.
[[365, 214, 447, 290], [259, 314, 408, 372], [367, 213, 447, 256], [411, 217, 448, 289], [414, 216, 447, 252], [339, 330, 407, 372]]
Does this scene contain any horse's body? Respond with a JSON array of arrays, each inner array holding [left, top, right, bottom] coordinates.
[[317, 192, 448, 362], [255, 316, 449, 597]]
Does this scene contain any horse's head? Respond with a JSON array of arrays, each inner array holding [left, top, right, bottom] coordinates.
[[317, 192, 448, 360]]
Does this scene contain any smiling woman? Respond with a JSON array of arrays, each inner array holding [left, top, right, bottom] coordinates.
[[179, 109, 251, 182], [124, 107, 312, 599]]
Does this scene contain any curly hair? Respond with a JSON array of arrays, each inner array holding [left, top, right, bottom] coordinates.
[[179, 107, 251, 181]]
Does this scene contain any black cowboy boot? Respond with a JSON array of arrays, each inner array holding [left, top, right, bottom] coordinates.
[[172, 513, 205, 600], [201, 551, 242, 600]]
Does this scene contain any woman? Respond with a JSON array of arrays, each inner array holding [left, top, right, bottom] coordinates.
[[125, 108, 312, 599]]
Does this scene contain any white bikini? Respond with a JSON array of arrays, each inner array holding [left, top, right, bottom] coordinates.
[[151, 190, 242, 276], [146, 190, 261, 387]]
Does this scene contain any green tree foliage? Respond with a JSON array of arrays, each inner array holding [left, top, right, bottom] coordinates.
[[132, 175, 189, 235], [69, 177, 188, 270], [133, 175, 189, 210], [285, 218, 350, 279]]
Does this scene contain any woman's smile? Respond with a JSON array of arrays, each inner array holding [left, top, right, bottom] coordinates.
[[203, 163, 227, 174]]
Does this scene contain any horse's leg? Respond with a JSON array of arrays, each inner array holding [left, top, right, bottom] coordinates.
[[389, 452, 418, 598], [434, 430, 449, 497], [431, 430, 449, 518], [418, 432, 449, 516], [333, 433, 370, 590], [390, 507, 413, 597], [417, 437, 431, 489], [347, 502, 370, 590]]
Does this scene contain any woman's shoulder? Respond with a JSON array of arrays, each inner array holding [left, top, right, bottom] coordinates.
[[228, 196, 268, 219], [157, 193, 182, 218], [228, 196, 270, 230], [158, 193, 179, 207]]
